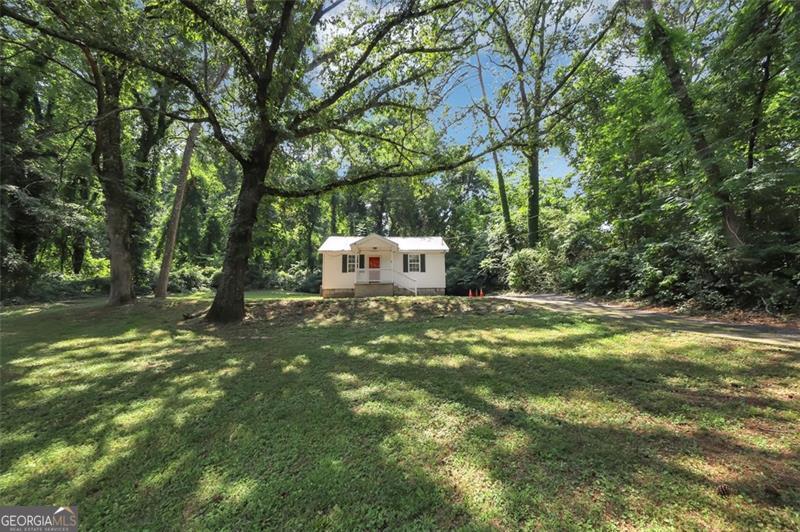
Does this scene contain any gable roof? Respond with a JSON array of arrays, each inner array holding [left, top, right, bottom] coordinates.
[[318, 234, 449, 252], [351, 233, 399, 250]]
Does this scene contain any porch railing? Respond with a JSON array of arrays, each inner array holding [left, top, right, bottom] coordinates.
[[355, 268, 393, 284], [394, 271, 417, 296]]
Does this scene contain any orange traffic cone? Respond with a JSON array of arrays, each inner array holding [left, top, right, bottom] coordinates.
[[468, 289, 473, 297], [480, 289, 485, 297]]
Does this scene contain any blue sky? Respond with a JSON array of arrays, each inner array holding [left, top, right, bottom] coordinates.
[[439, 51, 575, 187]]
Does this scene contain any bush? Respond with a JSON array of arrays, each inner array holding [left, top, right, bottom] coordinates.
[[505, 248, 562, 292], [245, 261, 321, 293], [5, 271, 110, 303], [446, 250, 493, 295], [280, 262, 321, 293], [561, 238, 800, 313], [296, 270, 322, 293], [166, 266, 219, 293], [627, 241, 708, 305], [0, 247, 34, 298], [562, 248, 633, 297], [443, 228, 501, 295], [738, 272, 799, 314]]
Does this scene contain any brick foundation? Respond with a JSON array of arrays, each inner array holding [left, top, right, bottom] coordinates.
[[320, 288, 355, 298]]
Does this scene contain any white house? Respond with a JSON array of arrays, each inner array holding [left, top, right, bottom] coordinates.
[[318, 234, 448, 297]]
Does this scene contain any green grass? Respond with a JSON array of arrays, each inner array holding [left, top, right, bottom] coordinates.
[[1, 295, 798, 530]]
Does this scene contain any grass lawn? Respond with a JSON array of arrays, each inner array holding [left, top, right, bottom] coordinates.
[[1, 294, 798, 529]]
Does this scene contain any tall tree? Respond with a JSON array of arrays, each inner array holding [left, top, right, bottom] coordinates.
[[155, 60, 229, 298], [474, 50, 515, 249], [487, 0, 622, 247], [1, 4, 179, 304], [641, 0, 743, 246], [89, 58, 136, 304]]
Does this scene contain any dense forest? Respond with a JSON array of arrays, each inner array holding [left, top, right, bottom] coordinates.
[[1, 0, 798, 321]]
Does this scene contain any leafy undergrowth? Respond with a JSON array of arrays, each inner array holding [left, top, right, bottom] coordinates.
[[1, 295, 798, 530]]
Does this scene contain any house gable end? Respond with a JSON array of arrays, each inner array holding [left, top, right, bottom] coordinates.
[[350, 233, 399, 251]]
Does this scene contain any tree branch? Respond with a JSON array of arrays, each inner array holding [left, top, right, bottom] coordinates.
[[266, 112, 544, 198], [292, 0, 463, 126], [540, 0, 625, 108], [262, 0, 295, 92], [177, 0, 258, 83]]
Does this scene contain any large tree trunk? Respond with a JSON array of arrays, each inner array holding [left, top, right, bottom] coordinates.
[[154, 123, 201, 298], [105, 202, 136, 305], [156, 62, 228, 297], [493, 151, 515, 248], [744, 5, 776, 228], [95, 65, 136, 305], [747, 52, 770, 171], [525, 149, 540, 248], [642, 0, 743, 247], [746, 0, 779, 172], [206, 153, 272, 323]]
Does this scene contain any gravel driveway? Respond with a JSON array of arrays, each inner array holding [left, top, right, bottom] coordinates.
[[495, 294, 800, 349]]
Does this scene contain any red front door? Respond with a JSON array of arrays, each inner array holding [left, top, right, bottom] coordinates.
[[368, 256, 380, 269]]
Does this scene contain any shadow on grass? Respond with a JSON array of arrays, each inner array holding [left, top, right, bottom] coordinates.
[[1, 297, 798, 529]]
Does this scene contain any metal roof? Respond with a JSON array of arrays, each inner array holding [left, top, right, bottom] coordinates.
[[318, 234, 449, 252]]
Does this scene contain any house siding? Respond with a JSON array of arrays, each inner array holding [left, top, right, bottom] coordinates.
[[321, 253, 356, 289], [394, 252, 446, 290]]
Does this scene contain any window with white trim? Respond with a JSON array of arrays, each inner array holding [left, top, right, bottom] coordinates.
[[346, 254, 357, 272], [408, 253, 420, 272]]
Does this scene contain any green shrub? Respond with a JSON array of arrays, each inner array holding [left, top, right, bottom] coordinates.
[[505, 248, 562, 292], [0, 247, 33, 298], [296, 270, 322, 293], [559, 237, 800, 313], [167, 265, 219, 293], [559, 248, 632, 297], [9, 272, 109, 302], [246, 261, 321, 293]]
